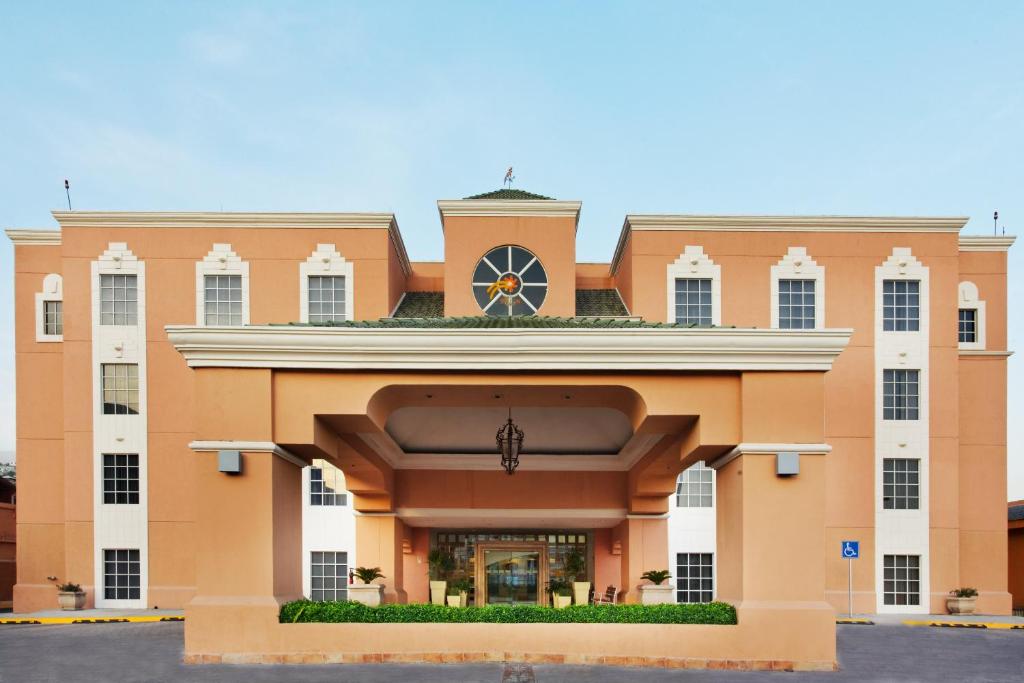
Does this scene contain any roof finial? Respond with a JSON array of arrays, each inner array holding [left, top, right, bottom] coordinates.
[[503, 166, 515, 188]]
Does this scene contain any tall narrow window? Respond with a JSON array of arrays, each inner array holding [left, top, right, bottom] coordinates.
[[103, 548, 141, 600], [204, 274, 242, 326], [101, 364, 139, 415], [882, 369, 919, 421], [675, 461, 713, 508], [43, 300, 63, 336], [102, 454, 140, 505], [882, 458, 919, 510], [676, 553, 713, 603], [310, 551, 348, 601], [882, 554, 920, 606], [100, 274, 138, 325], [882, 280, 920, 331], [310, 460, 347, 506], [958, 309, 977, 343], [308, 276, 347, 323], [674, 279, 712, 326], [778, 279, 815, 329]]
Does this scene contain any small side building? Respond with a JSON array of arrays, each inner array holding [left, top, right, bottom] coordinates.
[[1010, 501, 1024, 615]]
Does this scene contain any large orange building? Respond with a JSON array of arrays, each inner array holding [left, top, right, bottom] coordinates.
[[5, 189, 1015, 667]]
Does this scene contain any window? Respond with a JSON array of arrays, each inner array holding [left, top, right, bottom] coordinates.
[[674, 279, 712, 326], [308, 276, 347, 323], [311, 551, 348, 601], [102, 454, 140, 505], [675, 461, 713, 508], [310, 460, 347, 506], [101, 364, 139, 415], [103, 548, 141, 600], [676, 553, 713, 603], [43, 300, 63, 336], [778, 279, 815, 329], [204, 274, 242, 326], [958, 309, 977, 343], [882, 554, 920, 606], [882, 369, 919, 420], [882, 280, 920, 331], [882, 459, 919, 510], [99, 274, 138, 325]]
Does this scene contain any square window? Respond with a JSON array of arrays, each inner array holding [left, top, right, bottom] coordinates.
[[102, 453, 140, 505], [675, 553, 713, 603], [882, 369, 919, 421], [674, 279, 713, 326], [882, 280, 920, 332], [958, 308, 977, 343], [99, 274, 138, 325], [204, 275, 243, 326], [882, 555, 921, 606], [778, 279, 815, 329], [309, 551, 348, 601], [101, 364, 140, 415], [103, 548, 141, 600], [308, 276, 347, 323], [676, 461, 714, 508], [309, 461, 347, 506]]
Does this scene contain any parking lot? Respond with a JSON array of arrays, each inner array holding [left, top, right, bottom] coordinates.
[[0, 621, 1022, 682]]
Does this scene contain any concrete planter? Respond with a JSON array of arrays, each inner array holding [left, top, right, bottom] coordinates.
[[573, 581, 591, 606], [429, 581, 447, 606], [639, 584, 674, 605], [446, 594, 462, 607], [946, 596, 977, 615], [553, 594, 572, 609], [57, 591, 86, 611], [349, 583, 384, 607]]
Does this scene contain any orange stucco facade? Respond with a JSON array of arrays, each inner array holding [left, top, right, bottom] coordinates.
[[5, 194, 1015, 667]]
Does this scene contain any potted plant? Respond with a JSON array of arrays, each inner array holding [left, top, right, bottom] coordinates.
[[638, 570, 674, 605], [451, 577, 472, 607], [947, 587, 978, 615], [427, 549, 454, 606], [548, 577, 572, 609], [446, 583, 462, 607], [564, 547, 590, 606], [348, 567, 385, 606], [56, 582, 85, 611]]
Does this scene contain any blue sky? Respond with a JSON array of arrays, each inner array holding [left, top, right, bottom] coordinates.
[[0, 2, 1021, 495]]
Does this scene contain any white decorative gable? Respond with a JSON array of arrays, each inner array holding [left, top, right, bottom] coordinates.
[[299, 243, 354, 322], [770, 247, 825, 329], [957, 281, 986, 350], [195, 243, 250, 325], [666, 246, 721, 325]]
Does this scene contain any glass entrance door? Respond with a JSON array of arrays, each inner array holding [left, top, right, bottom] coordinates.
[[481, 547, 542, 605]]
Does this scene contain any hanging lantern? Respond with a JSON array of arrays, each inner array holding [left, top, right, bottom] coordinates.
[[496, 409, 524, 475]]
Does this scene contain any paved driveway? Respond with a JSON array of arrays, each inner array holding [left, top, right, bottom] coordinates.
[[0, 622, 1021, 682]]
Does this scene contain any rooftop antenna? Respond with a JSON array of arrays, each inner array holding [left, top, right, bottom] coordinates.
[[503, 166, 515, 188], [64, 179, 72, 211]]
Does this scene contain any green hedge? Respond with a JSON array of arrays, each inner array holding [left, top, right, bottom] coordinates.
[[279, 600, 737, 625]]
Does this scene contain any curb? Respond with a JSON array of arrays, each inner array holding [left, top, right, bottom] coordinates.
[[836, 618, 874, 625], [902, 620, 1024, 630], [0, 615, 184, 626]]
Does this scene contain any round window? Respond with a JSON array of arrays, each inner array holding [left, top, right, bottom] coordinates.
[[471, 245, 548, 317]]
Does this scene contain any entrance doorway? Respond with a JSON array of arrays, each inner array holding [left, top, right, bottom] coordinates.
[[476, 542, 547, 605]]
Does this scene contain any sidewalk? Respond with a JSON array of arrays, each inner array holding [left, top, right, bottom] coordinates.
[[0, 608, 184, 624]]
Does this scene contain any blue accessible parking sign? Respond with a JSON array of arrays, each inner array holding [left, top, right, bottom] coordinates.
[[842, 540, 859, 559]]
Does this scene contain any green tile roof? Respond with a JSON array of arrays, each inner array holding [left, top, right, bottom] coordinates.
[[463, 189, 554, 200], [393, 291, 445, 318], [575, 289, 629, 317], [287, 316, 718, 329]]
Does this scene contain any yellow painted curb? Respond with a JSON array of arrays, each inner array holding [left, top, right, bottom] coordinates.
[[0, 615, 184, 625], [902, 620, 1024, 630], [836, 618, 874, 625]]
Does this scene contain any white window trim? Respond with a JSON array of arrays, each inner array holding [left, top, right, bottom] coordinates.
[[299, 243, 354, 323], [91, 242, 148, 609], [770, 247, 824, 329], [35, 273, 63, 342], [666, 246, 721, 325], [957, 281, 986, 350], [196, 244, 250, 326]]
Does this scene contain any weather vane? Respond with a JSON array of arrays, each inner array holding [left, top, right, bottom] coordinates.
[[503, 166, 515, 188]]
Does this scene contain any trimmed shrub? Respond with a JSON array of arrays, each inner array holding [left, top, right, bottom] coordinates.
[[280, 600, 736, 625]]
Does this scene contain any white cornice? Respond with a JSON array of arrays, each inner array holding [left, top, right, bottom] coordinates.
[[958, 350, 1013, 358], [166, 325, 852, 372], [51, 211, 412, 276], [437, 199, 582, 230], [958, 236, 1016, 252], [708, 442, 832, 470], [611, 214, 969, 274], [188, 440, 306, 467], [5, 229, 61, 245]]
